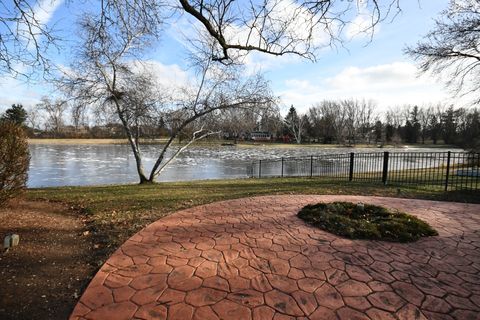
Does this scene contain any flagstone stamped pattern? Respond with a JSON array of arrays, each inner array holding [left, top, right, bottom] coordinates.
[[70, 195, 480, 320]]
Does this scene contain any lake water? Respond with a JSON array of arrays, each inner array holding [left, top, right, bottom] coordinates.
[[28, 144, 463, 187]]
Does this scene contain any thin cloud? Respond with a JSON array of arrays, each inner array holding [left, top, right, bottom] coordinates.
[[130, 60, 190, 91], [0, 76, 43, 109], [20, 0, 64, 50], [344, 0, 380, 40], [33, 0, 64, 25]]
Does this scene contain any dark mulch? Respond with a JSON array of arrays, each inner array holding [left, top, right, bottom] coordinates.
[[0, 200, 94, 320]]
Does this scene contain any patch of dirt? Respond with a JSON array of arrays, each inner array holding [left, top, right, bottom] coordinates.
[[0, 199, 94, 320]]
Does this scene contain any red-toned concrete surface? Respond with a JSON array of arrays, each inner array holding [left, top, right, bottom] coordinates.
[[70, 195, 480, 320]]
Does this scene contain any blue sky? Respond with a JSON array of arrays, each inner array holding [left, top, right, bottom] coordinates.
[[0, 0, 453, 116]]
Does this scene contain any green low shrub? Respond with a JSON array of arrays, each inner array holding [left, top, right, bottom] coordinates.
[[298, 202, 438, 242]]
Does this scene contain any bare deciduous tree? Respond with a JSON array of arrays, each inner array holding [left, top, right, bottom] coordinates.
[[418, 105, 433, 144], [0, 0, 57, 75], [71, 102, 88, 131], [313, 100, 347, 144], [257, 104, 283, 137], [356, 99, 375, 143], [284, 105, 306, 144], [63, 4, 274, 183], [218, 108, 257, 143], [36, 96, 67, 136], [406, 0, 480, 104], [342, 99, 359, 145], [110, 0, 402, 62], [147, 59, 274, 182], [336, 99, 375, 145], [61, 1, 164, 182], [385, 106, 403, 129], [26, 105, 41, 131], [1, 0, 403, 76]]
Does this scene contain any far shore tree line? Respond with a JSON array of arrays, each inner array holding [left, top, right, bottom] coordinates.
[[285, 102, 480, 151], [2, 100, 479, 151]]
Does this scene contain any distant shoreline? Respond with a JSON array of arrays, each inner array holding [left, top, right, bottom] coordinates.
[[28, 138, 131, 145], [27, 138, 459, 149]]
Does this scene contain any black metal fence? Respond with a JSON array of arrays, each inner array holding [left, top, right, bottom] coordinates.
[[247, 151, 480, 191]]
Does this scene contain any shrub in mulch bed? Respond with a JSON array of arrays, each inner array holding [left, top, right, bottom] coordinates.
[[298, 202, 438, 242]]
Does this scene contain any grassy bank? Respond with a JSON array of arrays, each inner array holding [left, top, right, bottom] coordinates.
[[28, 178, 479, 259]]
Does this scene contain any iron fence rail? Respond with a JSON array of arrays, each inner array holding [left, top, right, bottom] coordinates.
[[247, 151, 480, 191]]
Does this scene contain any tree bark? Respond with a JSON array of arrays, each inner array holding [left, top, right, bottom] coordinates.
[[113, 99, 149, 183]]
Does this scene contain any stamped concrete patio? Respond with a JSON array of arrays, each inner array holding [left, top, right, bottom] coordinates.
[[70, 195, 480, 320]]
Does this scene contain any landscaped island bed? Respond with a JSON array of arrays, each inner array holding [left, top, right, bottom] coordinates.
[[298, 201, 438, 242]]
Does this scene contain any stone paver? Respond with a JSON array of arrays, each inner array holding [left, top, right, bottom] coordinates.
[[70, 195, 480, 320]]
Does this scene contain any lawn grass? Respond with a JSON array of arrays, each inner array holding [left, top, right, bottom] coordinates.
[[298, 201, 438, 242], [27, 177, 480, 266]]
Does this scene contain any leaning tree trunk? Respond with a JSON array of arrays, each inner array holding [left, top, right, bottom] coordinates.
[[128, 139, 149, 184], [148, 134, 177, 182], [113, 100, 149, 184]]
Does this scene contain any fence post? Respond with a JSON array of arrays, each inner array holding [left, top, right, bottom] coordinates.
[[259, 160, 262, 178], [382, 152, 389, 185], [281, 157, 284, 178], [349, 152, 355, 181], [310, 156, 314, 178], [445, 151, 451, 191]]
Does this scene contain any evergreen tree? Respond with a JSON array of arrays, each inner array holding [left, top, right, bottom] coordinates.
[[403, 120, 414, 143], [374, 120, 383, 144], [385, 124, 394, 143], [302, 114, 314, 142], [284, 105, 304, 144], [429, 114, 441, 145], [441, 106, 458, 145], [1, 104, 27, 125], [461, 109, 480, 150], [410, 106, 421, 143]]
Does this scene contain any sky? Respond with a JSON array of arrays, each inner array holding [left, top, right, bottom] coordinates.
[[0, 0, 454, 116]]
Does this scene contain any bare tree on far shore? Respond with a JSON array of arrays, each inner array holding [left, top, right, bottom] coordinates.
[[284, 105, 306, 144], [71, 103, 88, 131], [217, 108, 257, 144], [312, 100, 348, 144], [36, 96, 67, 137], [418, 105, 434, 144], [26, 106, 41, 131]]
